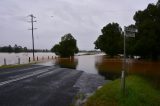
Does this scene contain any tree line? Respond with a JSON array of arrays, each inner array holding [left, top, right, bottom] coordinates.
[[2, 1, 159, 60], [52, 0, 160, 60], [94, 0, 160, 60], [0, 44, 50, 53]]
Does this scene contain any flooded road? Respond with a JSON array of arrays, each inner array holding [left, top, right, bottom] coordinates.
[[55, 55, 160, 76], [0, 53, 160, 88], [0, 63, 106, 106], [54, 54, 160, 88]]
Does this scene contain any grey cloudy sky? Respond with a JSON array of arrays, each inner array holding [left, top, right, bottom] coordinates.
[[0, 0, 157, 50]]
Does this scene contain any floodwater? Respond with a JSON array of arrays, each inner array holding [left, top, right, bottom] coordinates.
[[55, 55, 160, 76], [0, 53, 55, 66], [54, 54, 160, 88], [0, 53, 160, 88], [55, 54, 99, 74]]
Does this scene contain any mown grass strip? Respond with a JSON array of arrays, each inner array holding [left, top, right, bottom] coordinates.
[[85, 75, 160, 106]]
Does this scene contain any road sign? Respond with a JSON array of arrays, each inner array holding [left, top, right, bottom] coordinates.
[[124, 26, 138, 37]]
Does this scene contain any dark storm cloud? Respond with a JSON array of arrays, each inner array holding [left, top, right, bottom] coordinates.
[[0, 0, 157, 50]]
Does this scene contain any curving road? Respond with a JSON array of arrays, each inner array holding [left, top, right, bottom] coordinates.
[[0, 64, 106, 106]]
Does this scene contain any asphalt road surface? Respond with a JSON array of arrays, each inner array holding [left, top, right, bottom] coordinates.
[[0, 64, 106, 106]]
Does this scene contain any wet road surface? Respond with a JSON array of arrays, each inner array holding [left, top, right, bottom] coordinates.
[[0, 64, 106, 106]]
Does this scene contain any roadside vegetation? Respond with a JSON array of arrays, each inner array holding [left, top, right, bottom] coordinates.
[[85, 75, 160, 106], [0, 44, 50, 53], [88, 1, 160, 105], [0, 63, 36, 69], [94, 0, 160, 60], [51, 33, 79, 58]]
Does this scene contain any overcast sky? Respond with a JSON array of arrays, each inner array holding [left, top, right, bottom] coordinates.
[[0, 0, 157, 50]]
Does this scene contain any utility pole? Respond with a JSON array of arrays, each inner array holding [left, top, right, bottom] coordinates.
[[28, 14, 37, 61]]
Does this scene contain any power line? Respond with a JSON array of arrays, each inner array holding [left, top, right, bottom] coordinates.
[[28, 14, 37, 61]]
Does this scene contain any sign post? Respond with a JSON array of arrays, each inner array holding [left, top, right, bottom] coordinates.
[[121, 26, 137, 95]]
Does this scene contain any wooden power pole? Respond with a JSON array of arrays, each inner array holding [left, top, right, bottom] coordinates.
[[28, 14, 37, 61]]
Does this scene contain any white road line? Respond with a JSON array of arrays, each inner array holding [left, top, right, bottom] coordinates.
[[0, 66, 46, 74], [0, 67, 55, 86]]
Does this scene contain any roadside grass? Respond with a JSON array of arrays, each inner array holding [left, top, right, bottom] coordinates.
[[0, 63, 36, 69], [85, 75, 160, 106]]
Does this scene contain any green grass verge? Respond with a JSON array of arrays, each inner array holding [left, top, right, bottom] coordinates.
[[85, 75, 160, 106]]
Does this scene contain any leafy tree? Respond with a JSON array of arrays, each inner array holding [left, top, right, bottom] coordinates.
[[51, 44, 60, 55], [51, 33, 79, 57], [0, 45, 49, 53], [0, 46, 8, 52], [133, 2, 160, 60], [8, 45, 13, 53], [23, 47, 28, 52], [14, 44, 22, 53], [94, 23, 123, 57], [0, 45, 13, 53], [157, 0, 160, 7]]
